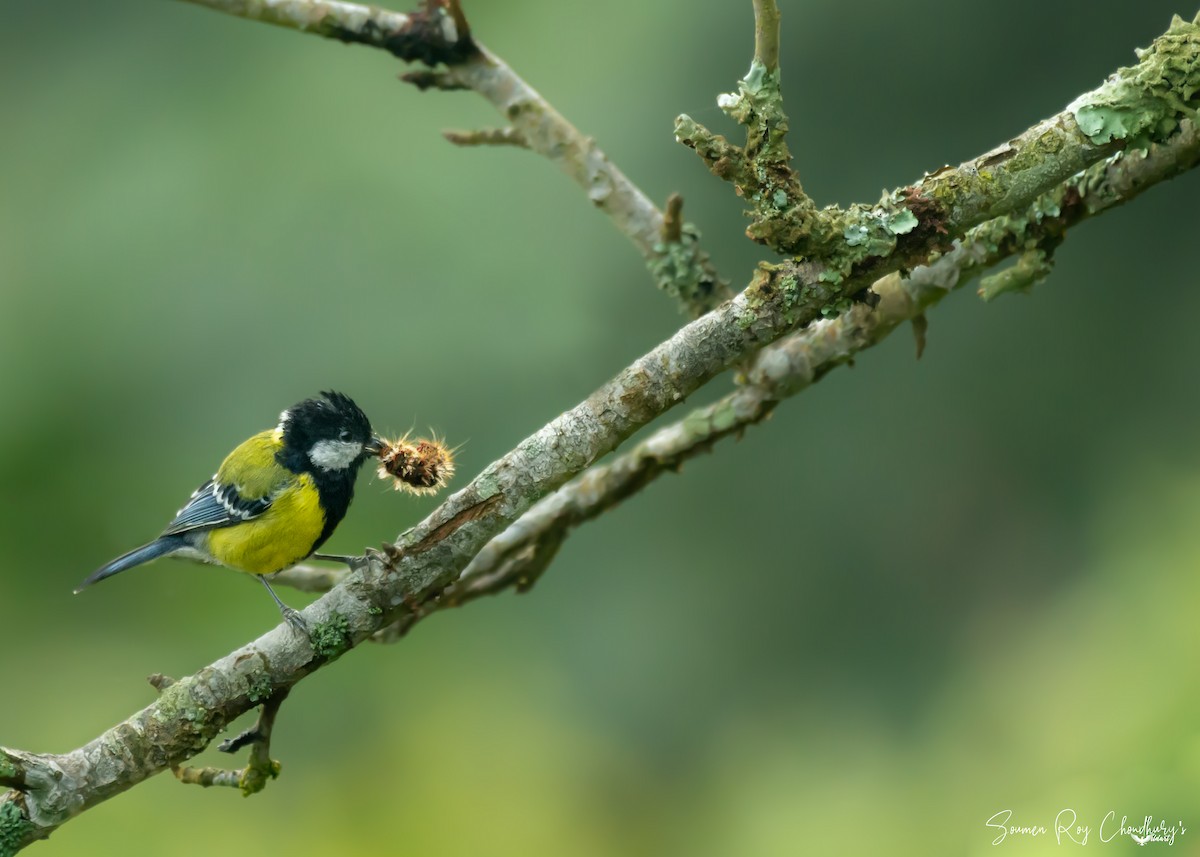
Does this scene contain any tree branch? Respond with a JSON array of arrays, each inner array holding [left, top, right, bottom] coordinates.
[[679, 13, 1199, 260], [3, 8, 1197, 853], [450, 118, 1200, 593], [173, 689, 290, 796], [275, 117, 1200, 621], [181, 0, 730, 315], [434, 32, 732, 316], [180, 0, 474, 63]]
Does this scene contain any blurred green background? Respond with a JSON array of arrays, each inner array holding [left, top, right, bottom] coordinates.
[[2, 1, 1198, 854]]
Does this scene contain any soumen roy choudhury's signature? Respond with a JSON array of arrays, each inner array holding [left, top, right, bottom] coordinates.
[[986, 809, 1187, 846]]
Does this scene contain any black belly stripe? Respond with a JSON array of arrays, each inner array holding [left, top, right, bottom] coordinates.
[[311, 475, 354, 552], [277, 445, 357, 554]]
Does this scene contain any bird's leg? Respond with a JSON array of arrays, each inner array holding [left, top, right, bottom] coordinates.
[[312, 552, 355, 564], [258, 576, 308, 635]]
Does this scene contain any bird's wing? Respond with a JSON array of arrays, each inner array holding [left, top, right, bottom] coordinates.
[[162, 430, 290, 535], [161, 478, 273, 535]]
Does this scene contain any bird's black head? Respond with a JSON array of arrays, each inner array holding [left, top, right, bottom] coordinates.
[[277, 391, 381, 475]]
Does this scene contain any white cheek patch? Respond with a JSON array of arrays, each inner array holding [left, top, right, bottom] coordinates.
[[308, 439, 363, 471]]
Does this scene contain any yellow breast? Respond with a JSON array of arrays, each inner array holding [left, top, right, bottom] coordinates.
[[204, 472, 326, 575]]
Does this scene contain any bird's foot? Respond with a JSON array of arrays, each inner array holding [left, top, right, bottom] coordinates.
[[259, 575, 309, 635], [280, 605, 309, 636]]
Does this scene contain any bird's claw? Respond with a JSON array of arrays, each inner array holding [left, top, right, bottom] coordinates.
[[280, 606, 308, 636]]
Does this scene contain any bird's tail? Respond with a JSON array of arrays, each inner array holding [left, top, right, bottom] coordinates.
[[75, 536, 185, 594]]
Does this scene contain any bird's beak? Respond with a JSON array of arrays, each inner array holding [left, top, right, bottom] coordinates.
[[364, 435, 386, 456]]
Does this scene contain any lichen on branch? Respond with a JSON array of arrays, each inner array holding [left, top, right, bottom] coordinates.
[[1069, 13, 1200, 147], [434, 117, 1200, 600], [674, 0, 818, 254], [648, 194, 725, 317], [1, 797, 36, 857], [678, 11, 1199, 266], [280, 116, 1200, 644]]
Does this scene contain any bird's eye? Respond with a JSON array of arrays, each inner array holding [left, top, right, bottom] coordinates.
[[339, 429, 352, 442]]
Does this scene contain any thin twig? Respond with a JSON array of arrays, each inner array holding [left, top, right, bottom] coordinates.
[[441, 0, 470, 41], [648, 192, 722, 313], [752, 0, 782, 73], [400, 70, 470, 91], [180, 0, 729, 316], [910, 313, 928, 359], [175, 689, 290, 796], [147, 673, 176, 692], [173, 767, 242, 788], [661, 193, 684, 244], [678, 0, 809, 252], [447, 43, 728, 315], [442, 127, 528, 148]]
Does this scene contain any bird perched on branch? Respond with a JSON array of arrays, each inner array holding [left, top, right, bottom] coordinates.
[[76, 391, 384, 633]]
